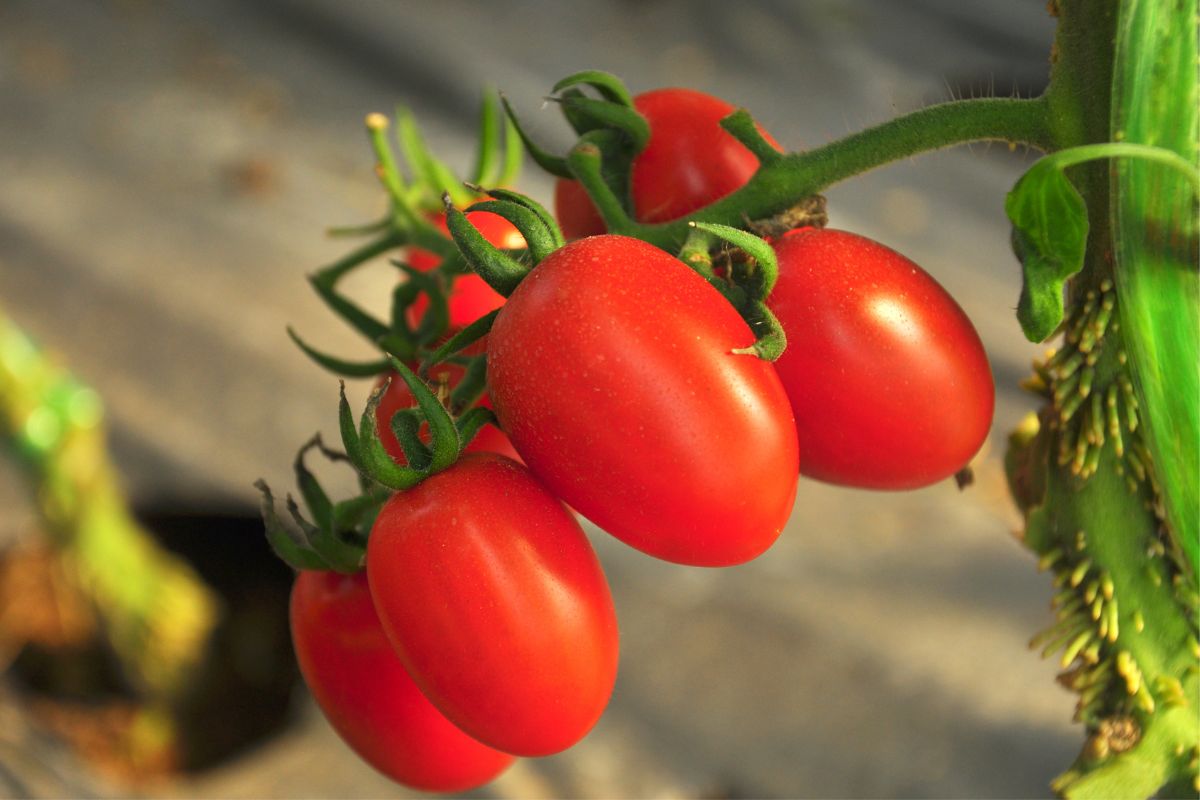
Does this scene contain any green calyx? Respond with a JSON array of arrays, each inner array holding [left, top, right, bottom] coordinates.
[[264, 97, 533, 576], [442, 187, 563, 297], [257, 435, 387, 574], [291, 93, 535, 380], [504, 70, 648, 231], [339, 360, 492, 492], [684, 222, 786, 361]]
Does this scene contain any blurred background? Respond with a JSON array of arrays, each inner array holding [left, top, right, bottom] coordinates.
[[0, 0, 1079, 796]]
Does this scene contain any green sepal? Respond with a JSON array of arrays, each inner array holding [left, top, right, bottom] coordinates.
[[309, 273, 391, 346], [257, 479, 334, 571], [386, 359, 460, 474], [566, 137, 634, 231], [308, 233, 404, 346], [395, 107, 474, 208], [339, 358, 463, 491], [420, 309, 499, 376], [470, 90, 503, 187], [469, 90, 525, 190], [293, 435, 336, 532], [455, 405, 498, 450], [328, 487, 388, 546], [286, 327, 392, 378], [339, 381, 425, 491], [555, 93, 650, 152], [690, 222, 780, 299], [731, 301, 788, 362], [444, 197, 530, 297], [387, 406, 432, 471], [290, 438, 372, 568], [465, 198, 556, 263], [551, 70, 635, 106], [498, 114, 524, 187], [447, 355, 488, 414], [256, 436, 375, 573], [677, 225, 720, 282], [719, 109, 783, 165], [1006, 157, 1090, 343], [687, 223, 786, 361], [365, 112, 416, 213], [500, 94, 571, 178], [389, 261, 449, 348], [475, 187, 565, 249], [327, 216, 391, 239]]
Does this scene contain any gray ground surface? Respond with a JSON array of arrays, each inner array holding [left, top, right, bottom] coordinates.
[[0, 1, 1079, 796]]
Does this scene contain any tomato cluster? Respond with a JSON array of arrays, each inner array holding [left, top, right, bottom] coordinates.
[[275, 80, 995, 794]]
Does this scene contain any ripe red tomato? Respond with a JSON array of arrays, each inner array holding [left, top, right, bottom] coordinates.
[[554, 87, 781, 238], [289, 570, 514, 792], [487, 235, 799, 567], [366, 453, 619, 757], [409, 210, 525, 328], [373, 365, 521, 464], [768, 228, 994, 489]]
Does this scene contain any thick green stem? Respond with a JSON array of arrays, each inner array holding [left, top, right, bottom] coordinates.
[[615, 96, 1054, 249], [1006, 0, 1199, 796]]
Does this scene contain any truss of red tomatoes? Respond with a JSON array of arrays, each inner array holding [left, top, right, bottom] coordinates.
[[259, 72, 994, 793]]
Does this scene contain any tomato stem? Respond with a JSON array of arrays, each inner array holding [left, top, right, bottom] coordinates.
[[619, 95, 1054, 249]]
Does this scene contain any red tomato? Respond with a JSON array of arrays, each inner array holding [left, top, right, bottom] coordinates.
[[366, 453, 618, 757], [487, 235, 799, 567], [554, 87, 781, 238], [409, 210, 525, 329], [373, 365, 521, 464], [289, 570, 513, 792], [768, 228, 994, 489]]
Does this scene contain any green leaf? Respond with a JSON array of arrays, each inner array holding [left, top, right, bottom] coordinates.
[[1006, 158, 1090, 342], [1110, 0, 1200, 579]]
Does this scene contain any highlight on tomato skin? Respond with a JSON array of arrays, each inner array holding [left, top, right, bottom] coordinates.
[[366, 453, 619, 758], [289, 570, 515, 793], [767, 227, 995, 490], [486, 234, 799, 567], [554, 87, 782, 239], [407, 209, 525, 329]]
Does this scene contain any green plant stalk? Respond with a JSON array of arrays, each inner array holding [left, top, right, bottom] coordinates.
[[0, 308, 220, 699], [607, 96, 1054, 250], [1109, 0, 1199, 577], [1006, 0, 1199, 796]]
